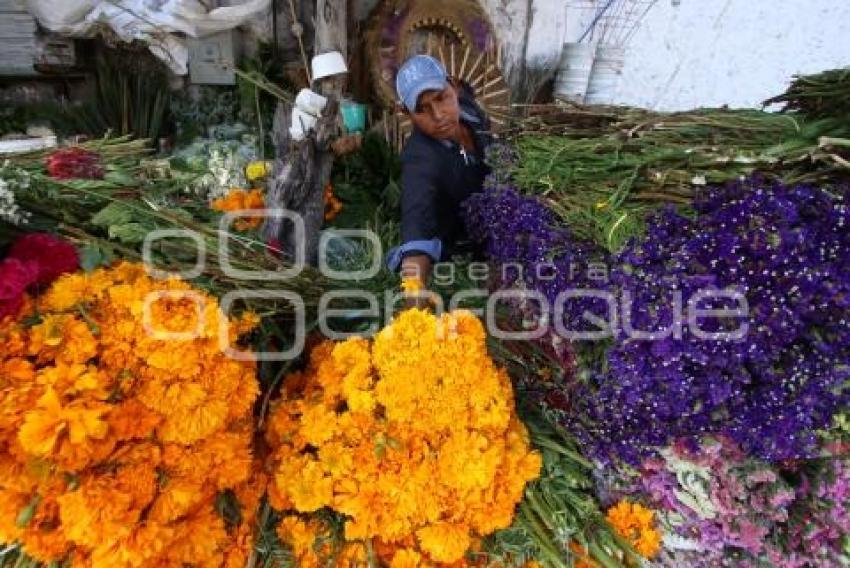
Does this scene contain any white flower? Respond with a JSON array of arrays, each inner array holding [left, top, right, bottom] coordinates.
[[661, 447, 717, 520], [192, 144, 250, 201], [0, 161, 31, 225], [662, 532, 704, 551]]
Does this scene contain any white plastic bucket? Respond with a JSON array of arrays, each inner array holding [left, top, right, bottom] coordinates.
[[585, 45, 626, 105], [554, 42, 595, 103]]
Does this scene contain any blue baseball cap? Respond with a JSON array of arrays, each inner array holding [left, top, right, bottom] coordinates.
[[395, 55, 449, 112]]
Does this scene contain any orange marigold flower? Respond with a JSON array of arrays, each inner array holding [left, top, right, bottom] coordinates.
[[390, 547, 422, 568], [266, 310, 540, 564], [212, 188, 266, 230], [416, 522, 472, 564], [18, 388, 109, 458], [18, 497, 71, 563], [277, 515, 335, 567], [107, 399, 162, 441], [1, 262, 260, 565], [2, 357, 35, 383], [605, 500, 662, 559]]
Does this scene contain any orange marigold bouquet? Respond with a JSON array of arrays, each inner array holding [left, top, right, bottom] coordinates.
[[0, 261, 264, 567], [264, 308, 542, 566], [211, 188, 266, 230]]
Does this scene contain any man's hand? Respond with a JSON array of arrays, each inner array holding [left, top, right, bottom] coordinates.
[[400, 254, 432, 284], [399, 254, 434, 312]]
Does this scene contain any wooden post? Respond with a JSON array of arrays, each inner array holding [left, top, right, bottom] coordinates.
[[264, 0, 348, 267], [315, 0, 347, 57], [306, 0, 347, 265]]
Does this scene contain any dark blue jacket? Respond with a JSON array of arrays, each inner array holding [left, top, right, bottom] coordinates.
[[387, 89, 492, 271]]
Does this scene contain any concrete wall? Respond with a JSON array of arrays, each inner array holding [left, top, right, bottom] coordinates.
[[352, 0, 849, 110], [495, 0, 850, 110], [615, 0, 850, 110]]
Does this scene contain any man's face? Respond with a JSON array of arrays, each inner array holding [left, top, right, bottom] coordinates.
[[408, 84, 460, 140]]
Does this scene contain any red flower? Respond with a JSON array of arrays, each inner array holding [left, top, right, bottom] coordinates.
[[46, 147, 104, 180], [0, 257, 38, 299], [9, 232, 79, 286], [0, 295, 24, 320], [0, 257, 38, 319]]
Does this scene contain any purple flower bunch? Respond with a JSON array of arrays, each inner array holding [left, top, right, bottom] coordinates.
[[570, 178, 850, 464], [464, 145, 609, 340]]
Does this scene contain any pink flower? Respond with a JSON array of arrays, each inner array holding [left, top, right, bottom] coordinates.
[[0, 257, 38, 299], [733, 519, 768, 553], [746, 470, 777, 484]]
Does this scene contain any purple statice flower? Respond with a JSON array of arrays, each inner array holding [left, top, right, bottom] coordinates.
[[464, 145, 612, 341], [463, 180, 585, 395], [463, 145, 617, 407], [570, 178, 850, 464]]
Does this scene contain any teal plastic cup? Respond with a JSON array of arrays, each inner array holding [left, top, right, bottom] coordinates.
[[341, 101, 367, 133]]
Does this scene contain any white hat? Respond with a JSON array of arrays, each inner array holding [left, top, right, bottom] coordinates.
[[311, 51, 348, 81]]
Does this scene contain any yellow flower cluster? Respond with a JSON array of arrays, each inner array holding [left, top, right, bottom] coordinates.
[[400, 276, 424, 293], [245, 160, 271, 183], [0, 262, 263, 567], [211, 188, 266, 230], [265, 308, 541, 566], [605, 500, 661, 559]]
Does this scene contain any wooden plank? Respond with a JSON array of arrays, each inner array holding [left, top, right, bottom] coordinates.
[[465, 51, 485, 84], [457, 45, 471, 79]]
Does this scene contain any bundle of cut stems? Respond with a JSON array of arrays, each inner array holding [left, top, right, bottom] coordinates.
[[764, 67, 850, 119], [5, 134, 153, 170], [509, 106, 850, 250]]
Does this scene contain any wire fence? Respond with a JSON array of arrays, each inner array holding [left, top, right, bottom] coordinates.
[[568, 0, 658, 46]]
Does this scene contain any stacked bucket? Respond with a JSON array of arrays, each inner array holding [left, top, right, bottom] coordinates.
[[555, 43, 626, 105]]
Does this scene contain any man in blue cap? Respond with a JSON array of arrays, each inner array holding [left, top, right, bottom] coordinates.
[[386, 54, 492, 286]]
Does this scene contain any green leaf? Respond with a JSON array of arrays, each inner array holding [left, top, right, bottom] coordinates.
[[103, 170, 139, 186], [91, 202, 135, 228], [22, 313, 43, 328], [61, 178, 119, 191], [168, 208, 195, 222], [79, 245, 107, 272], [108, 223, 152, 244], [215, 489, 243, 527], [16, 495, 41, 528], [64, 473, 80, 491]]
